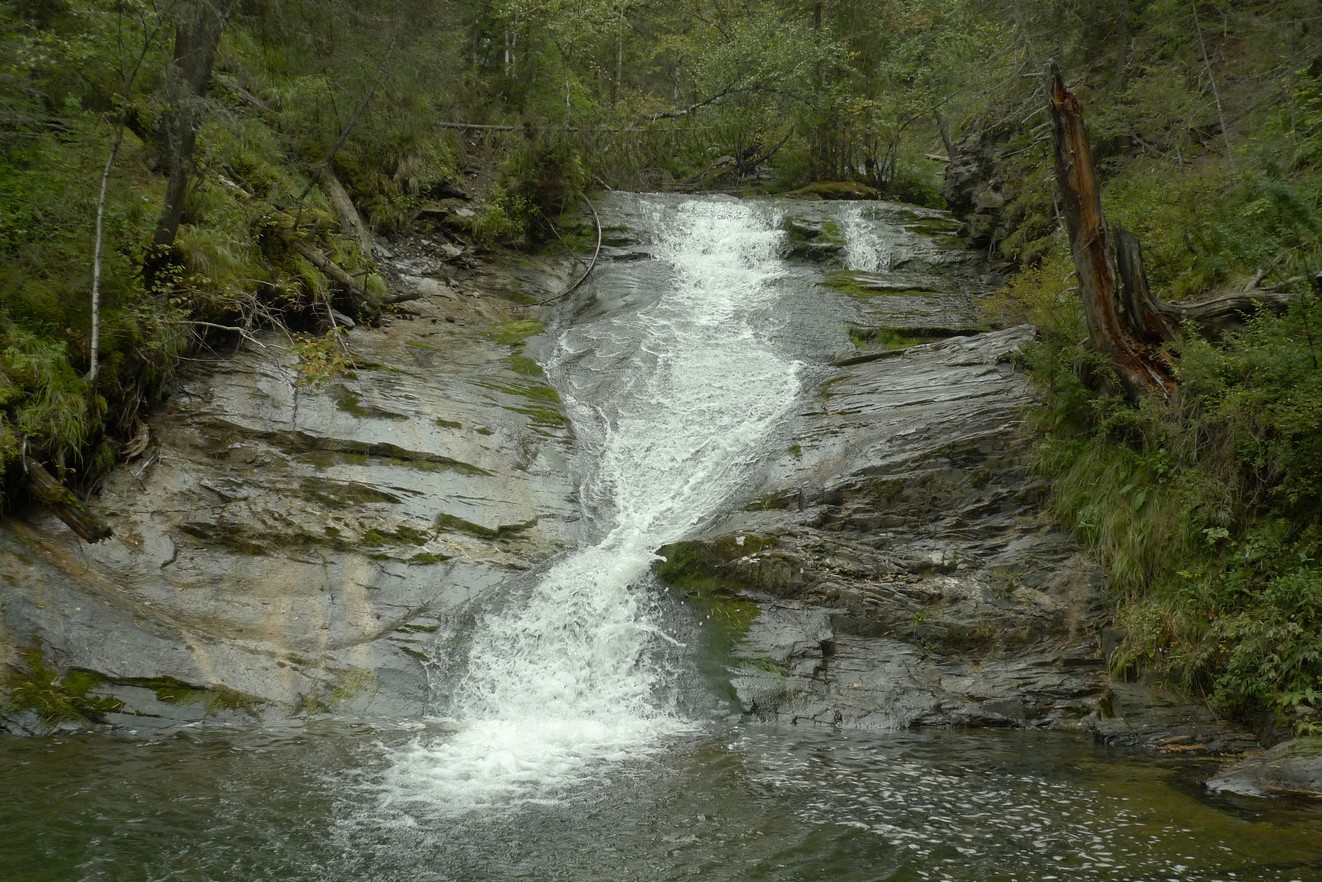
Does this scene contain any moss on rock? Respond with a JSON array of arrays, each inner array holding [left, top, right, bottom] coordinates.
[[654, 534, 779, 638], [784, 181, 881, 200], [2, 647, 123, 724]]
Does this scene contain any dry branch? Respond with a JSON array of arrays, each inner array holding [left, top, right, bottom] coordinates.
[[544, 195, 603, 304]]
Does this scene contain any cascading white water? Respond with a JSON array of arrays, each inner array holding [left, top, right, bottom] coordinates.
[[382, 197, 802, 812], [841, 203, 896, 272]]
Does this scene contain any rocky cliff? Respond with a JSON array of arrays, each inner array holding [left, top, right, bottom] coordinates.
[[0, 244, 580, 733]]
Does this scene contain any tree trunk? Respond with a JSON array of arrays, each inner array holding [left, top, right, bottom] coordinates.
[[25, 456, 112, 543], [1044, 62, 1300, 394], [1114, 227, 1179, 345], [934, 108, 954, 159], [87, 127, 125, 383], [152, 0, 238, 249], [316, 167, 374, 257], [1044, 62, 1177, 401], [288, 238, 382, 317]]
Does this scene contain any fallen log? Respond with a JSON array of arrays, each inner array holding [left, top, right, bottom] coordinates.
[[24, 455, 112, 543], [381, 291, 424, 305], [288, 238, 383, 316], [316, 166, 375, 258], [1160, 289, 1301, 335], [1117, 228, 1299, 338]]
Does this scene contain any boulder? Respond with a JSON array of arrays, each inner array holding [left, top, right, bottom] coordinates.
[[1207, 737, 1322, 798]]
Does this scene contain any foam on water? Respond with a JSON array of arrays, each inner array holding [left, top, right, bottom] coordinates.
[[381, 197, 801, 814]]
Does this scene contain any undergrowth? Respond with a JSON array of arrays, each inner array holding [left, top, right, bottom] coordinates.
[[981, 56, 1322, 737], [995, 186, 1322, 738]]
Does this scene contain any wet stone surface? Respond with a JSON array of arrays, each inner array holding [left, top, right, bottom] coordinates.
[[0, 245, 580, 733]]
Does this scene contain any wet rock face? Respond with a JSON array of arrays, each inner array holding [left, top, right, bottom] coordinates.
[[0, 253, 579, 733], [669, 325, 1253, 748], [678, 327, 1112, 731], [941, 113, 1015, 250], [1207, 737, 1322, 798]]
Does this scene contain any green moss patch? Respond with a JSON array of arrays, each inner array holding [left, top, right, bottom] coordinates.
[[482, 379, 561, 404], [435, 513, 537, 541], [504, 403, 568, 427], [3, 647, 123, 724], [654, 535, 779, 639], [284, 436, 492, 476], [406, 551, 452, 565], [784, 181, 881, 200], [300, 478, 403, 507], [178, 522, 270, 555], [848, 326, 927, 351], [298, 666, 378, 716], [904, 217, 963, 237], [825, 270, 940, 299], [483, 320, 546, 347], [120, 675, 258, 715], [333, 387, 409, 421], [743, 491, 796, 511], [503, 354, 546, 378], [362, 524, 432, 547]]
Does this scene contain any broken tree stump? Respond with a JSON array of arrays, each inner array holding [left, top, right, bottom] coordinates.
[[1045, 62, 1306, 397], [1045, 61, 1178, 401]]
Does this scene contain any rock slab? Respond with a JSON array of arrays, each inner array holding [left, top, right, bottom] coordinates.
[[0, 249, 577, 733]]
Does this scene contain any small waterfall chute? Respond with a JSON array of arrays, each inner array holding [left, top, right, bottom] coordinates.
[[380, 196, 802, 813]]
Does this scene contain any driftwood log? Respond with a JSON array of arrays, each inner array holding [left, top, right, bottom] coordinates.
[[287, 237, 383, 315], [24, 455, 112, 543], [1044, 62, 1300, 400]]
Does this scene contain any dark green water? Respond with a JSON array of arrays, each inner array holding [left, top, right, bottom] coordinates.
[[3, 724, 1319, 882]]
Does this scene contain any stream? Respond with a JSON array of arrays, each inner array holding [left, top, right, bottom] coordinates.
[[2, 194, 1320, 881]]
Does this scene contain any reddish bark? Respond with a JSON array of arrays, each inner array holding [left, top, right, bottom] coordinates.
[[1045, 62, 1178, 401]]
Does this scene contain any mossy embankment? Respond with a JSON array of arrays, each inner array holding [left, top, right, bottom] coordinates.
[[0, 3, 592, 528]]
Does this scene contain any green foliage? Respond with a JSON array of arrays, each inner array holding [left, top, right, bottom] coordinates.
[[291, 328, 350, 389], [982, 13, 1322, 733], [1031, 296, 1322, 733], [470, 183, 536, 248], [980, 249, 1082, 345], [0, 322, 99, 476], [474, 137, 588, 247]]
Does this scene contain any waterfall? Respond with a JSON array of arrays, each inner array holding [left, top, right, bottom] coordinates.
[[381, 197, 803, 813], [841, 203, 896, 272]]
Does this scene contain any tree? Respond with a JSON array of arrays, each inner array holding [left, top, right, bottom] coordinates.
[[152, 0, 238, 250], [1044, 62, 1299, 401], [88, 1, 171, 383]]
